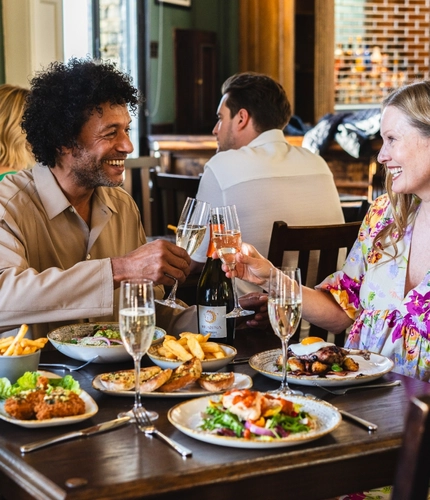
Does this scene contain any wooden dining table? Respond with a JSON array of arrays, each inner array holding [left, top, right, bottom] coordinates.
[[1, 327, 429, 500]]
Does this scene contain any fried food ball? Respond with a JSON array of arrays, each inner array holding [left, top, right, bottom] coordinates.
[[311, 361, 330, 374], [34, 388, 85, 420], [343, 357, 359, 372], [4, 390, 45, 420], [288, 358, 305, 372]]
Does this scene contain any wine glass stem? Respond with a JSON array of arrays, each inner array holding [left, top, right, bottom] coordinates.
[[280, 337, 290, 392], [134, 356, 142, 409], [166, 279, 178, 302], [231, 274, 241, 310]]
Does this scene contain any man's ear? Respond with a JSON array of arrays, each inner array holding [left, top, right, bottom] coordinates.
[[58, 145, 72, 156], [235, 108, 251, 130]]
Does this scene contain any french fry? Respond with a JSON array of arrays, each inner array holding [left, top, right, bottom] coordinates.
[[0, 328, 48, 357], [0, 336, 14, 346], [154, 332, 228, 362], [180, 332, 207, 343], [19, 338, 48, 347], [213, 352, 226, 359], [13, 344, 23, 356], [4, 324, 28, 356], [157, 346, 177, 359], [187, 336, 205, 360], [201, 342, 225, 354], [164, 339, 193, 361]]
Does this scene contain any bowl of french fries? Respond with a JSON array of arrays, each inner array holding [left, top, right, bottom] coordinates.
[[147, 332, 237, 371], [0, 325, 48, 383]]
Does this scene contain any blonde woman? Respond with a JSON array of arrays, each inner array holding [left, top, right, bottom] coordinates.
[[0, 84, 35, 181]]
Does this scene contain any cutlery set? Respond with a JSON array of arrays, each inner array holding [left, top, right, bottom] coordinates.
[[313, 379, 401, 396], [306, 380, 402, 431], [20, 410, 192, 457], [20, 416, 131, 453], [133, 406, 192, 457]]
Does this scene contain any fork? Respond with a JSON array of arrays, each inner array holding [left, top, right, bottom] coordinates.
[[39, 356, 99, 372], [313, 379, 401, 395], [133, 407, 192, 458]]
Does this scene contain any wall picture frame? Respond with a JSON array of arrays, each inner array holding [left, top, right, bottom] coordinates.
[[157, 0, 191, 7]]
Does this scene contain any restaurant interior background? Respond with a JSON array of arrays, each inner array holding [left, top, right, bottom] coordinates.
[[0, 0, 429, 201]]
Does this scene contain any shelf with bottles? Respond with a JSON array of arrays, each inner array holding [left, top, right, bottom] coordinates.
[[335, 70, 407, 105], [334, 37, 412, 106]]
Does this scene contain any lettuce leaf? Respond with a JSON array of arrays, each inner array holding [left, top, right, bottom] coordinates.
[[15, 371, 40, 390], [0, 371, 81, 400], [0, 378, 16, 400], [49, 374, 80, 393]]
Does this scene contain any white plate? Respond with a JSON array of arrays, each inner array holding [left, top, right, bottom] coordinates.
[[47, 324, 166, 364], [0, 372, 98, 428], [249, 349, 394, 387], [168, 394, 341, 449], [92, 372, 252, 398]]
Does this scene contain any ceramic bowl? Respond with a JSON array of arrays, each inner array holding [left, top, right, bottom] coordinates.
[[0, 349, 41, 383], [147, 343, 237, 371], [47, 323, 166, 364]]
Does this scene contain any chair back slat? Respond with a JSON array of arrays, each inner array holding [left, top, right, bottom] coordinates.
[[124, 157, 160, 234], [150, 169, 201, 236], [267, 220, 361, 345], [391, 395, 430, 500]]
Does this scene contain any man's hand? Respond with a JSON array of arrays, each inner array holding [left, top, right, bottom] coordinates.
[[236, 292, 269, 330], [111, 239, 191, 288]]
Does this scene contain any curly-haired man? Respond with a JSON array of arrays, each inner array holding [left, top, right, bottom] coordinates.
[[0, 58, 192, 339]]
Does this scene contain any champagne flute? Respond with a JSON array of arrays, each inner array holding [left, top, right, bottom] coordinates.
[[268, 267, 302, 396], [211, 205, 254, 318], [157, 197, 210, 309], [118, 279, 158, 420]]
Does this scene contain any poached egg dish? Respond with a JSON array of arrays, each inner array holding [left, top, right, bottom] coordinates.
[[289, 337, 335, 357], [278, 337, 360, 376]]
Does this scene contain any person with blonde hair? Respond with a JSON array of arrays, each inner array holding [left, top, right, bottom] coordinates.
[[221, 79, 430, 383], [217, 80, 430, 500], [0, 84, 35, 181]]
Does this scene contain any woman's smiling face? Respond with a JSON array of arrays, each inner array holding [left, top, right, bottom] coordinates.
[[377, 105, 430, 200]]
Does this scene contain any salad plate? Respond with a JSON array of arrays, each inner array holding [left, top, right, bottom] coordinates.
[[92, 372, 252, 398], [47, 323, 166, 364], [0, 371, 98, 428], [168, 394, 341, 449], [249, 349, 394, 387]]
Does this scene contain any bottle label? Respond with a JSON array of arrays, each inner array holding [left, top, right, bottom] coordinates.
[[198, 305, 227, 338]]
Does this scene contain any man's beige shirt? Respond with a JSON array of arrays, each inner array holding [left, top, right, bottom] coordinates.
[[0, 165, 195, 339]]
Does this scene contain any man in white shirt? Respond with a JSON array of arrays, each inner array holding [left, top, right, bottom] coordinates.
[[191, 72, 344, 328]]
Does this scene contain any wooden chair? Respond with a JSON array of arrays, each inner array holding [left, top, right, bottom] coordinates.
[[391, 394, 430, 500], [149, 168, 201, 236], [267, 220, 362, 345], [124, 157, 160, 234], [341, 199, 370, 222]]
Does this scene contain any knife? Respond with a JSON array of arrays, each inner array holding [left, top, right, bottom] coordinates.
[[339, 410, 378, 432], [20, 416, 131, 453]]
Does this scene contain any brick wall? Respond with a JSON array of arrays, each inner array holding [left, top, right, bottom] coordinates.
[[334, 0, 430, 106]]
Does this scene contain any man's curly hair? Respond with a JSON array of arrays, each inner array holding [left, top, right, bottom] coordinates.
[[22, 58, 141, 168]]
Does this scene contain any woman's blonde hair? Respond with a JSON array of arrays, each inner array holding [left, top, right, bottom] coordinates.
[[373, 80, 430, 258], [0, 84, 34, 170]]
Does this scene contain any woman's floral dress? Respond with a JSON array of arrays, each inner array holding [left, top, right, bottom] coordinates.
[[318, 193, 430, 381], [321, 194, 430, 499]]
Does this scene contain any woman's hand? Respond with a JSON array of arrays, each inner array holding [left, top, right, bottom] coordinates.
[[213, 242, 274, 288]]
